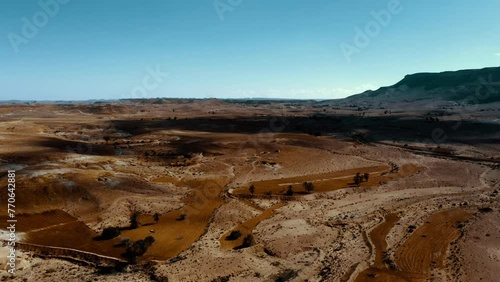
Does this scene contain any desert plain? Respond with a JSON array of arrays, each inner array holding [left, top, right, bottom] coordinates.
[[0, 98, 499, 281]]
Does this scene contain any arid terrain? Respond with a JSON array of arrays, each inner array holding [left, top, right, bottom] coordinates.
[[0, 98, 499, 281]]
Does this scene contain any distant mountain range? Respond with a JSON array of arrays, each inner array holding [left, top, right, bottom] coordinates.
[[346, 66, 500, 103]]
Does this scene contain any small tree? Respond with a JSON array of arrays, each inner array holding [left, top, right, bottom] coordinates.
[[153, 212, 160, 224], [275, 269, 299, 282], [120, 237, 131, 247], [236, 234, 254, 249], [226, 230, 242, 241], [285, 185, 294, 196], [125, 236, 156, 264], [100, 227, 121, 240], [303, 182, 314, 193], [144, 235, 156, 246], [249, 184, 256, 194], [353, 173, 362, 186], [363, 173, 370, 182], [130, 211, 141, 229]]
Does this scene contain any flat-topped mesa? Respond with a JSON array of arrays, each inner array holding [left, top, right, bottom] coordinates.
[[346, 66, 500, 103]]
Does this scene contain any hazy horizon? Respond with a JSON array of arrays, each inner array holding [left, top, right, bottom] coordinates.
[[2, 0, 500, 101], [2, 64, 500, 102]]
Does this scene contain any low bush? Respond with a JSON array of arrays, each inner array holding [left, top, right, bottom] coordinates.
[[98, 227, 121, 240], [226, 230, 242, 241], [274, 269, 298, 282]]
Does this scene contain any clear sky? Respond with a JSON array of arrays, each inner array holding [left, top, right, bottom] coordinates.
[[1, 0, 499, 100]]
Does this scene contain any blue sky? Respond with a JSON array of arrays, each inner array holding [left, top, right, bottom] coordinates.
[[1, 0, 499, 100]]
